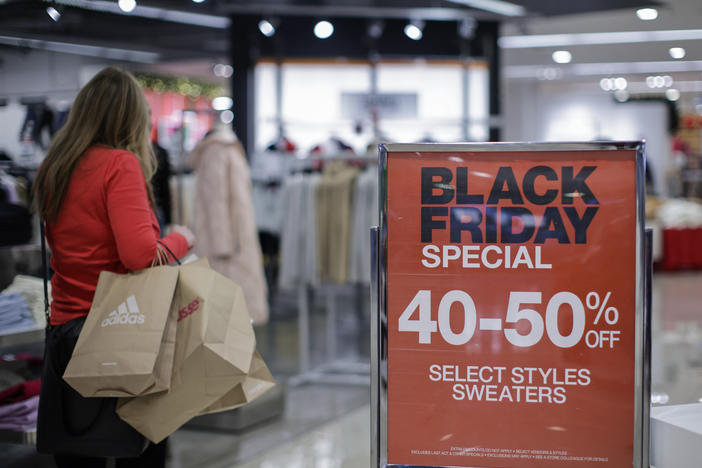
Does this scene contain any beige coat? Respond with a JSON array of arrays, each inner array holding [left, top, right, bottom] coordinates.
[[187, 130, 269, 324]]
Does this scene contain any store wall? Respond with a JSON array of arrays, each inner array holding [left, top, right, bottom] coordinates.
[[0, 49, 109, 159], [504, 80, 669, 196]]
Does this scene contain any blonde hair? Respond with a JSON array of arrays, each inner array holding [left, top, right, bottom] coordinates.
[[33, 66, 156, 222]]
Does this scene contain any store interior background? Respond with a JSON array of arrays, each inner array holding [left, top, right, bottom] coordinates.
[[1, 0, 702, 467]]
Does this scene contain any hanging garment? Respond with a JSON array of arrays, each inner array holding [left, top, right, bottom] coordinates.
[[251, 181, 285, 235], [316, 162, 360, 284], [348, 166, 379, 284], [278, 173, 320, 289], [188, 130, 269, 325]]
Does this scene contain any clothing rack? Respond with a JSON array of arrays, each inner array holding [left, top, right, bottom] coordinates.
[[270, 153, 377, 387]]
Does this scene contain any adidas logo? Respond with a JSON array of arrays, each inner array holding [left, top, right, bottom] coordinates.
[[101, 295, 145, 327]]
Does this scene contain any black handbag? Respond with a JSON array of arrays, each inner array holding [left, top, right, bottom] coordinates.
[[35, 223, 148, 457]]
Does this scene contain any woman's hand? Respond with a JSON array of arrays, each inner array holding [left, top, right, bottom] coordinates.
[[171, 225, 195, 249]]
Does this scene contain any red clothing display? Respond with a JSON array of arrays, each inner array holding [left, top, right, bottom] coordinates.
[[47, 146, 188, 325], [0, 379, 41, 404]]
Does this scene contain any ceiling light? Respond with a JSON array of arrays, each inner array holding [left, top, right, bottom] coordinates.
[[636, 8, 658, 21], [600, 78, 613, 91], [258, 19, 275, 37], [46, 6, 61, 21], [192, 0, 205, 3], [444, 0, 525, 17], [314, 20, 334, 39], [670, 47, 686, 59], [645, 76, 656, 88], [404, 22, 423, 41], [118, 0, 136, 13], [663, 75, 674, 87], [614, 90, 629, 102], [47, 0, 228, 28], [212, 96, 233, 111], [500, 29, 702, 49], [220, 110, 234, 124], [552, 50, 572, 64], [666, 88, 680, 101], [0, 34, 159, 62], [213, 64, 233, 78], [614, 77, 628, 90]]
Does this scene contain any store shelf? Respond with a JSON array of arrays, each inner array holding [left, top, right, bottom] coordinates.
[[0, 324, 44, 348]]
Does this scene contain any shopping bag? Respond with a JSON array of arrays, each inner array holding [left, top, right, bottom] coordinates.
[[197, 350, 275, 416], [63, 256, 180, 398], [117, 264, 273, 443]]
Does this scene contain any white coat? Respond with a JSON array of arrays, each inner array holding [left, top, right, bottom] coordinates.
[[187, 130, 269, 324]]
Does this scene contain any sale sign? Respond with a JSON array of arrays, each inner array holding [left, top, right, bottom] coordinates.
[[383, 145, 643, 467]]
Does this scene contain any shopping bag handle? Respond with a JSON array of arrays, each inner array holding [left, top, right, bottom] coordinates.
[[157, 241, 181, 265]]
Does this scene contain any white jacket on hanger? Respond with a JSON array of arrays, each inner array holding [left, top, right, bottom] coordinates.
[[187, 129, 269, 325]]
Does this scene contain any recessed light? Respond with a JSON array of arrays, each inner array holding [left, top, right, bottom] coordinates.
[[614, 77, 628, 90], [258, 19, 275, 37], [614, 90, 629, 102], [118, 0, 136, 13], [220, 110, 234, 124], [669, 47, 686, 59], [212, 96, 233, 111], [552, 50, 572, 64], [636, 8, 658, 21], [666, 88, 680, 101], [46, 6, 61, 21], [404, 24, 422, 40], [314, 20, 334, 39]]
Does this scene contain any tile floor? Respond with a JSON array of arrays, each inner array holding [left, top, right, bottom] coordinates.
[[2, 271, 702, 468]]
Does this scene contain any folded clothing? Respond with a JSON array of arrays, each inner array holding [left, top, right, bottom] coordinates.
[[0, 378, 40, 404], [0, 394, 39, 431], [1, 275, 48, 328], [0, 293, 37, 332]]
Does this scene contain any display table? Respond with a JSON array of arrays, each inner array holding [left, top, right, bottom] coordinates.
[[651, 403, 702, 468]]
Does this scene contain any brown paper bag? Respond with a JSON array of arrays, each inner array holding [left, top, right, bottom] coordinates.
[[63, 265, 179, 398], [197, 350, 275, 416], [117, 265, 271, 443]]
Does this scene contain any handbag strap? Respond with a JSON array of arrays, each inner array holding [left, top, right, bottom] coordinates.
[[40, 221, 51, 330]]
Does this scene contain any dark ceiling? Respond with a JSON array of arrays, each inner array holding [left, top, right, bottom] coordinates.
[[0, 0, 661, 63]]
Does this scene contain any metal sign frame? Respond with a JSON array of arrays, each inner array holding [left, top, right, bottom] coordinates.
[[371, 141, 650, 468]]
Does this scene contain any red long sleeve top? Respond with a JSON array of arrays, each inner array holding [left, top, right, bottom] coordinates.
[[47, 146, 189, 326]]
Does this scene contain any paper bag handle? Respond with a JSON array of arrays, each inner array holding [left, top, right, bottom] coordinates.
[[151, 244, 170, 267], [156, 241, 181, 265]]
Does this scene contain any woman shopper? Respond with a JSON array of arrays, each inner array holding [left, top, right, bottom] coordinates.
[[32, 66, 194, 467]]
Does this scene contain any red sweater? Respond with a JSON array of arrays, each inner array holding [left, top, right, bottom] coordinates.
[[47, 146, 188, 325]]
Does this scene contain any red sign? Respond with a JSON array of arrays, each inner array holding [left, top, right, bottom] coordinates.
[[386, 149, 638, 467]]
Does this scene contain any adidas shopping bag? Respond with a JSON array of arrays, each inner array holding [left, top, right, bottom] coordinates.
[[116, 264, 275, 443], [63, 260, 179, 398]]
